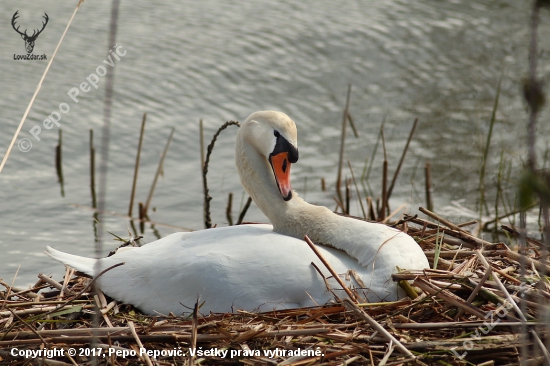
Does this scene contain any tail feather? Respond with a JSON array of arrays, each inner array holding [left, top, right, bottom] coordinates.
[[45, 246, 97, 277]]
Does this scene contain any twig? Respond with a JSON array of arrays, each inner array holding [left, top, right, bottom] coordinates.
[[0, 0, 85, 174], [393, 321, 546, 330], [382, 203, 408, 224], [38, 274, 75, 296], [310, 262, 341, 302], [226, 192, 234, 226], [128, 321, 153, 366], [304, 235, 357, 303], [367, 196, 376, 221], [361, 116, 384, 194], [379, 127, 388, 220], [413, 277, 486, 319], [425, 161, 433, 211], [336, 84, 352, 209], [345, 178, 350, 215], [387, 118, 418, 201], [39, 262, 125, 319], [479, 74, 502, 220], [128, 112, 147, 217], [405, 213, 503, 249], [347, 111, 358, 138], [420, 248, 550, 274], [199, 118, 205, 172], [418, 207, 466, 233], [0, 328, 331, 347], [455, 265, 492, 319], [348, 161, 366, 218], [343, 299, 414, 359], [0, 304, 93, 317], [475, 249, 550, 364], [236, 196, 252, 225], [5, 306, 49, 347], [143, 127, 175, 216], [190, 300, 199, 365], [56, 129, 65, 197], [89, 130, 97, 208], [203, 121, 240, 228], [380, 160, 388, 221]]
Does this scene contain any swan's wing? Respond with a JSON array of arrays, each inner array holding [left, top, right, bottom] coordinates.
[[326, 215, 429, 271], [45, 246, 97, 276], [89, 227, 324, 314], [46, 225, 408, 315]]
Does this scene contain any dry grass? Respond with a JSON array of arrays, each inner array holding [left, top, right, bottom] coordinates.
[[1, 211, 548, 365]]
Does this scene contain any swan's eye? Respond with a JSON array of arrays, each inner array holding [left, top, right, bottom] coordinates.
[[282, 158, 287, 173], [274, 130, 280, 137]]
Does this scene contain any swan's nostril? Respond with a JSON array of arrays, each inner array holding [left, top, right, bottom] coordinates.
[[282, 158, 287, 173]]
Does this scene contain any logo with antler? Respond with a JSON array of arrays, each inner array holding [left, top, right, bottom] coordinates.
[[12, 10, 49, 54]]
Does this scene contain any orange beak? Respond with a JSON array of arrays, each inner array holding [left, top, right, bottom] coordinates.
[[269, 152, 292, 201]]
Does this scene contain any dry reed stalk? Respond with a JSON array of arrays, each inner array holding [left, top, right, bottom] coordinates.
[[418, 207, 467, 233], [478, 75, 502, 221], [455, 265, 493, 320], [346, 111, 358, 138], [424, 161, 433, 211], [386, 118, 418, 202], [345, 178, 351, 214], [381, 203, 408, 224], [343, 299, 414, 359], [190, 301, 198, 365], [406, 212, 501, 249], [199, 118, 205, 169], [413, 277, 486, 319], [380, 160, 388, 221], [304, 235, 357, 303], [236, 196, 252, 225], [3, 213, 550, 365], [347, 161, 366, 218], [475, 250, 548, 357], [143, 127, 175, 216], [55, 129, 65, 197], [202, 121, 240, 228], [367, 196, 376, 221], [89, 130, 97, 209], [128, 113, 147, 217], [336, 84, 352, 209], [128, 321, 154, 366], [0, 0, 85, 174], [361, 117, 385, 198], [37, 274, 75, 296], [226, 192, 234, 225]]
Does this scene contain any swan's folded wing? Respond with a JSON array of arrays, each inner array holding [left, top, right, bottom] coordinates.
[[45, 246, 97, 276]]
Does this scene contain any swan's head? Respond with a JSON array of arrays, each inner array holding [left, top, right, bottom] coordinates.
[[239, 111, 299, 201]]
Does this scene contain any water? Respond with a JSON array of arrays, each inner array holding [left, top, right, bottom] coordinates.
[[1, 0, 549, 286]]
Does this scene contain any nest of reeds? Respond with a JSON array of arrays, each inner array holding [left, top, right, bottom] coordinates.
[[1, 209, 548, 366]]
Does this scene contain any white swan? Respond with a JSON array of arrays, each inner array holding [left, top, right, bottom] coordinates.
[[46, 110, 428, 315]]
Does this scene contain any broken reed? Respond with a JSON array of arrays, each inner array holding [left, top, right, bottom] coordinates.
[[55, 129, 64, 197], [2, 209, 548, 365], [128, 113, 147, 218]]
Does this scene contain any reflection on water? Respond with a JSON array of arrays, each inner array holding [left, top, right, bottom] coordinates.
[[0, 0, 548, 285]]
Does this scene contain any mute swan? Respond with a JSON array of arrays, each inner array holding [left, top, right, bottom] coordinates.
[[46, 110, 428, 315]]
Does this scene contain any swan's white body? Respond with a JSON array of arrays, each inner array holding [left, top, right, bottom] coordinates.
[[47, 111, 428, 315]]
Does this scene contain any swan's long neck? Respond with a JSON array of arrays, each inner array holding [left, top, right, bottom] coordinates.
[[236, 132, 289, 221], [237, 132, 417, 268], [237, 132, 349, 246]]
